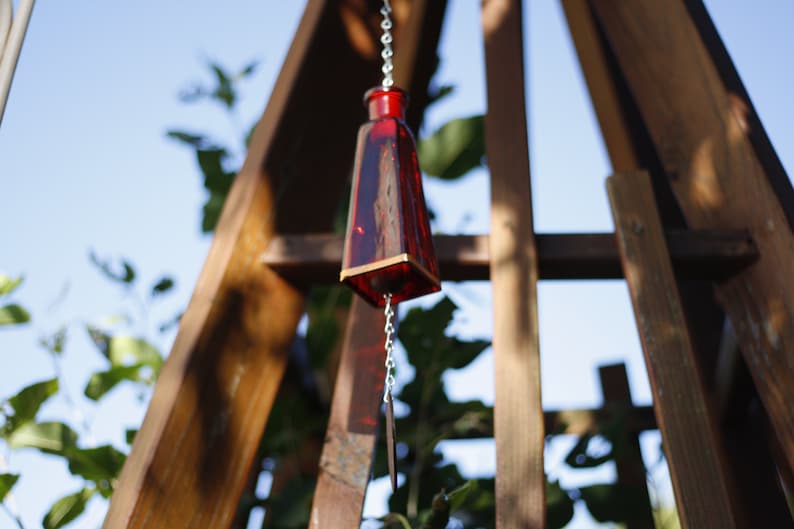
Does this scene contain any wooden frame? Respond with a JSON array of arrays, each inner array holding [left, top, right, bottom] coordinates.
[[105, 1, 793, 527]]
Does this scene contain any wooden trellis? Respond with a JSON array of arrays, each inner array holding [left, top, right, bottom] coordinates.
[[102, 1, 794, 528]]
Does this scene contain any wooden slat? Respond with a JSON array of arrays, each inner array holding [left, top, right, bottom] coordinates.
[[608, 170, 739, 529], [577, 0, 794, 476], [598, 364, 654, 529], [104, 2, 396, 527], [482, 1, 545, 527], [308, 298, 385, 528], [307, 0, 449, 525], [261, 230, 756, 282]]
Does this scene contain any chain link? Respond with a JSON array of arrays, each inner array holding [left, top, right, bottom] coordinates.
[[379, 0, 394, 87], [383, 293, 396, 402]]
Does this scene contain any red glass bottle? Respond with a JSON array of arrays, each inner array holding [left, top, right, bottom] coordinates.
[[340, 86, 441, 307]]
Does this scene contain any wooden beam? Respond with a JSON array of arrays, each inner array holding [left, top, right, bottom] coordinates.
[[582, 0, 794, 478], [104, 2, 395, 527], [307, 0, 449, 525], [608, 170, 739, 529], [482, 1, 545, 527], [261, 230, 757, 282], [308, 298, 385, 528], [425, 404, 657, 441]]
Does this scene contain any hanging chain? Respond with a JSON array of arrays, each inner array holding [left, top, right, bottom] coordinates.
[[379, 0, 394, 87], [383, 293, 396, 402]]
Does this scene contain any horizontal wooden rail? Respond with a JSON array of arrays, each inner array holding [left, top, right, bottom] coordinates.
[[418, 403, 658, 441], [261, 230, 757, 282]]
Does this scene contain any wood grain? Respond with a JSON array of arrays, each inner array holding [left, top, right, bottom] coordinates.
[[608, 170, 739, 529], [103, 1, 394, 527], [582, 0, 794, 476], [262, 230, 757, 282], [308, 298, 385, 528], [306, 1, 449, 526], [482, 0, 545, 527]]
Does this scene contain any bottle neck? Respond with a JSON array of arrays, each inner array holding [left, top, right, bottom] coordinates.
[[365, 86, 408, 120]]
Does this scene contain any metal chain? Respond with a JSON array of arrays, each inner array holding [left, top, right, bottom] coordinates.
[[379, 0, 394, 87], [383, 293, 396, 402]]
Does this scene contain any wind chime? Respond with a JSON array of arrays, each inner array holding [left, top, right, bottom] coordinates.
[[339, 0, 441, 491]]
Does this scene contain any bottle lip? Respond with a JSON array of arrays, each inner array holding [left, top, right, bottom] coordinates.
[[363, 85, 409, 107]]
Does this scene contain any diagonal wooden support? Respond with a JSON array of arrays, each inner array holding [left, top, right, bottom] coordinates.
[[103, 1, 410, 527], [306, 0, 449, 525], [482, 0, 545, 527], [608, 170, 739, 529], [567, 0, 794, 476], [308, 297, 385, 528]]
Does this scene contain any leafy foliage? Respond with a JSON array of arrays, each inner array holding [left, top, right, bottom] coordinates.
[[167, 60, 259, 233], [0, 474, 19, 502], [0, 255, 173, 528], [42, 488, 93, 529], [418, 116, 485, 181], [0, 304, 31, 326]]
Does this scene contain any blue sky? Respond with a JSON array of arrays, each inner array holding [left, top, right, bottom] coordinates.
[[1, 1, 792, 528]]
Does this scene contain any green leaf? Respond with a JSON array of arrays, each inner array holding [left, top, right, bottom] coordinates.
[[0, 303, 30, 326], [150, 276, 175, 297], [305, 315, 339, 369], [196, 149, 235, 196], [125, 428, 137, 445], [0, 274, 23, 296], [446, 338, 490, 370], [236, 60, 258, 78], [7, 421, 78, 454], [39, 326, 68, 356], [42, 488, 93, 529], [547, 480, 574, 529], [201, 191, 226, 233], [579, 483, 652, 523], [66, 445, 126, 484], [166, 130, 208, 148], [84, 365, 143, 400], [4, 378, 59, 433], [107, 336, 162, 371], [86, 325, 111, 357], [418, 115, 485, 180], [447, 480, 477, 512], [0, 473, 19, 501], [427, 84, 454, 107], [398, 297, 457, 370], [88, 251, 136, 285], [209, 61, 235, 108]]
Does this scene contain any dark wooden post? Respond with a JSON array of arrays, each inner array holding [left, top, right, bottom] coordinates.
[[598, 363, 655, 529]]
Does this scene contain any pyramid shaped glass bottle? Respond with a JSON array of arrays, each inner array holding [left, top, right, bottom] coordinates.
[[340, 86, 440, 307]]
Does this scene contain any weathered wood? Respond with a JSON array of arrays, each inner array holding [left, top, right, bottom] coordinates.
[[598, 364, 654, 529], [608, 170, 739, 529], [262, 230, 756, 282], [104, 2, 395, 527], [683, 1, 794, 232], [582, 0, 794, 476], [561, 0, 729, 408], [306, 0, 449, 525], [308, 298, 385, 528], [482, 1, 544, 527]]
